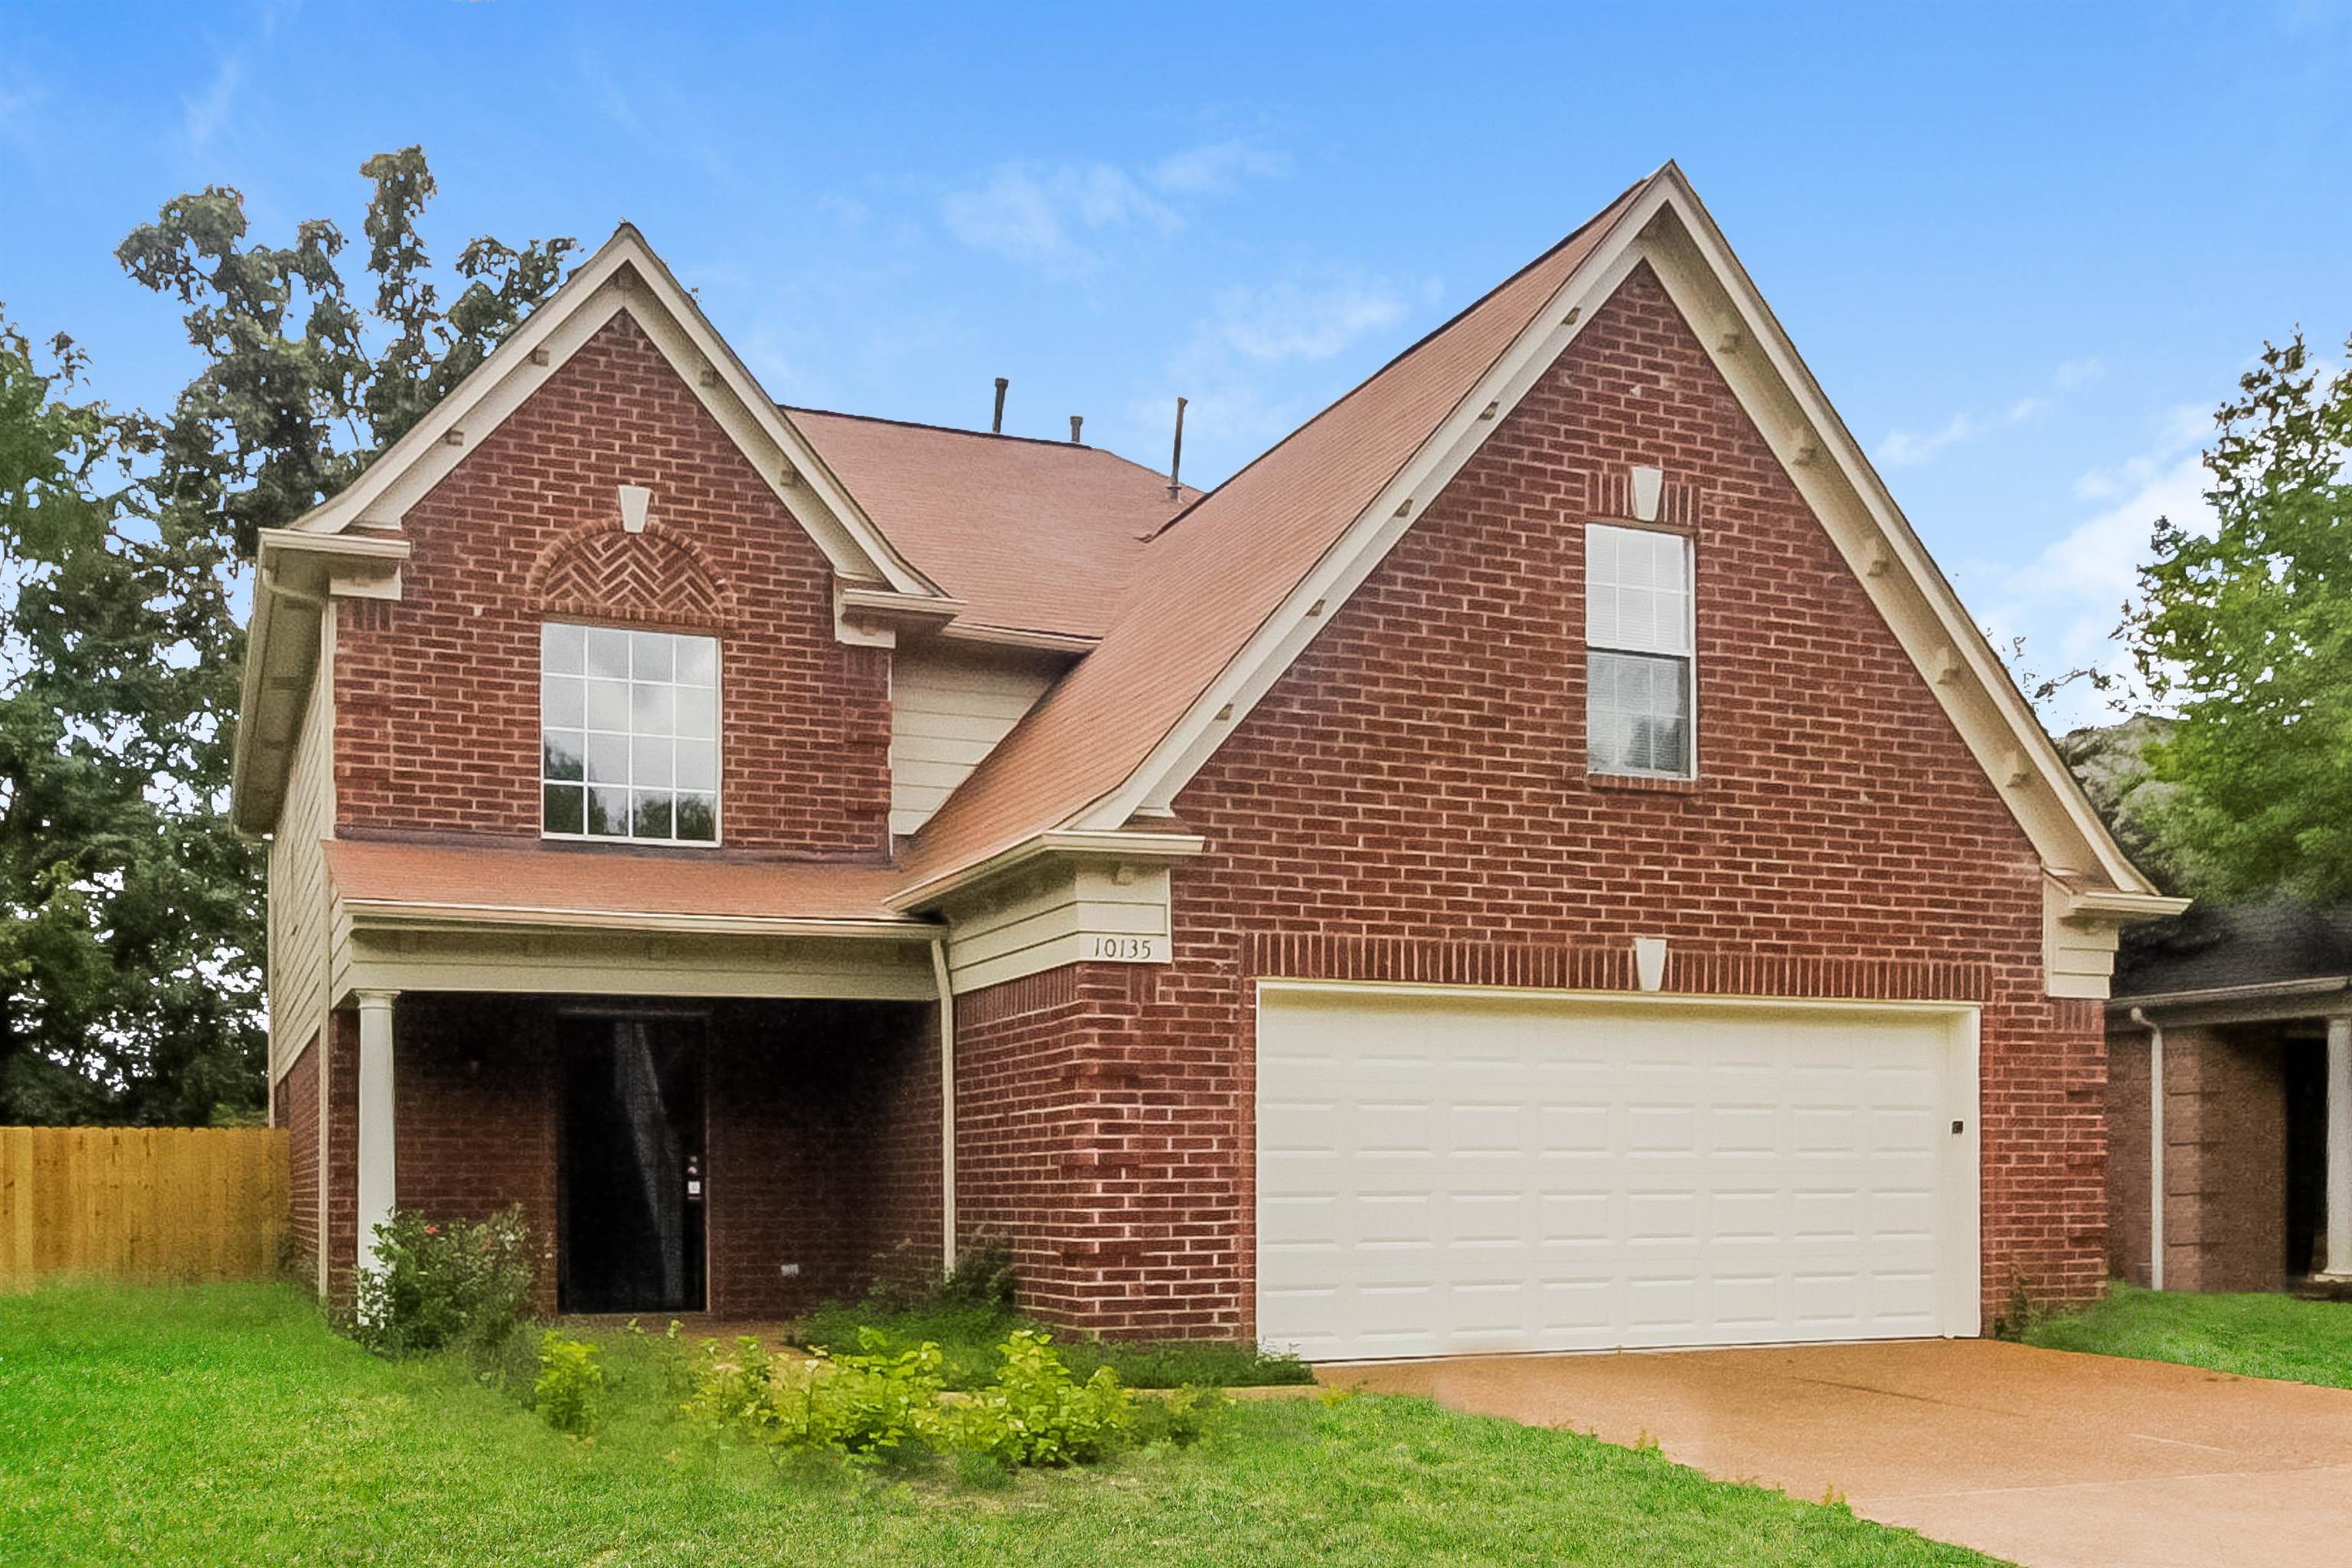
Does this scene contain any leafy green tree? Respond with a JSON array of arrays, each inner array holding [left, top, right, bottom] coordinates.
[[0, 324, 258, 1123], [2125, 332, 2352, 901], [0, 147, 572, 1124]]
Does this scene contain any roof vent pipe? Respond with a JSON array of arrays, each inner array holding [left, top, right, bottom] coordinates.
[[991, 377, 1008, 434], [1167, 396, 1188, 500], [1070, 415, 1083, 444]]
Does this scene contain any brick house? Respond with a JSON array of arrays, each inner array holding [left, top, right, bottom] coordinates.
[[2105, 903, 2352, 1295], [240, 165, 2181, 1357]]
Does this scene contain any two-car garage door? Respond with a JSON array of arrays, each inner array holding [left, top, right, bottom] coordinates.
[[1256, 983, 1979, 1361]]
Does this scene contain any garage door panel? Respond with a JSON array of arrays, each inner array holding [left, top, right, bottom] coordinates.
[[1257, 986, 1978, 1358]]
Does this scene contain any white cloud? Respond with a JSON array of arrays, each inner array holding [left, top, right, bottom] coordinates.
[[942, 162, 1178, 275], [1982, 437, 2215, 724], [2053, 356, 2104, 390], [179, 0, 296, 155], [1121, 268, 1423, 473], [1880, 411, 1984, 467], [181, 53, 244, 153], [1876, 356, 2099, 469], [941, 138, 1286, 277], [1148, 138, 1291, 195], [1208, 276, 1410, 364], [2072, 403, 2213, 499]]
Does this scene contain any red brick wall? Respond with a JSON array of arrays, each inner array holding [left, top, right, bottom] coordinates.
[[954, 263, 2105, 1338], [2106, 1023, 2154, 1287], [704, 1001, 939, 1317], [278, 1032, 322, 1292], [952, 967, 1199, 1332], [2105, 1023, 2288, 1293], [393, 997, 562, 1315], [332, 310, 892, 858]]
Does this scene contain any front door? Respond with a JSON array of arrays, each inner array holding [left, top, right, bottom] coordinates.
[[557, 1012, 707, 1314]]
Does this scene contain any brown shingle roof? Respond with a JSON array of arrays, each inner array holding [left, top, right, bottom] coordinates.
[[325, 838, 920, 929], [898, 176, 1654, 885], [786, 408, 1198, 641]]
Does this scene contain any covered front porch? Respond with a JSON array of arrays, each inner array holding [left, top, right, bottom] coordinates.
[[312, 838, 952, 1317], [365, 994, 941, 1318]]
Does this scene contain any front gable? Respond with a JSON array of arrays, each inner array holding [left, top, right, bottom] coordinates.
[[331, 309, 894, 857], [1171, 262, 2047, 961]]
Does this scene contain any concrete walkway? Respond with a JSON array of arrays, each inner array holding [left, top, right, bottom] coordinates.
[[1328, 1339, 2352, 1568]]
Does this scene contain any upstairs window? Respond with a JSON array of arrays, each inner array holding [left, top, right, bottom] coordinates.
[[541, 623, 720, 844], [1585, 523, 1694, 778]]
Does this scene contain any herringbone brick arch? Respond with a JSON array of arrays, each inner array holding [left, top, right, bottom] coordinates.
[[527, 521, 734, 629]]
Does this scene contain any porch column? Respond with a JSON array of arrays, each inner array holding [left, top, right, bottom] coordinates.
[[2322, 1014, 2352, 1283], [354, 989, 400, 1271]]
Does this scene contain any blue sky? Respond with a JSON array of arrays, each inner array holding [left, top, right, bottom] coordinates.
[[5, 1, 2348, 727]]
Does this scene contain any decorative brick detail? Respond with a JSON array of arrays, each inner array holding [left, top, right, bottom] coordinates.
[[528, 520, 735, 629], [278, 1031, 322, 1292], [1584, 466, 1702, 526], [1242, 933, 1991, 1004], [952, 262, 2107, 1339], [333, 309, 891, 857]]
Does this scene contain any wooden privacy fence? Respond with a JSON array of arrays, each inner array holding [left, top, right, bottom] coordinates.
[[0, 1126, 289, 1288]]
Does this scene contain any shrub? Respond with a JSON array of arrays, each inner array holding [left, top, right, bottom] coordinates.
[[686, 1327, 1146, 1469], [809, 1331, 949, 1456], [948, 1330, 1134, 1467], [533, 1332, 603, 1435], [347, 1207, 534, 1358], [686, 1331, 948, 1459], [937, 1243, 1018, 1311], [1129, 1384, 1227, 1449]]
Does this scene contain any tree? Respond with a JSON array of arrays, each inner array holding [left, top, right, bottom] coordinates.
[[0, 148, 573, 1124], [116, 147, 577, 553], [0, 324, 260, 1123], [2125, 332, 2352, 902]]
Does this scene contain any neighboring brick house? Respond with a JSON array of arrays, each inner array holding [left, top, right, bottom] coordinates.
[[241, 165, 2181, 1355], [2105, 903, 2352, 1295]]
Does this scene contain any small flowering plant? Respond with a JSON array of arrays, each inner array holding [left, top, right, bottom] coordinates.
[[348, 1206, 535, 1357]]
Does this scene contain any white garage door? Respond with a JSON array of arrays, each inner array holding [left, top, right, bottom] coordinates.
[[1256, 983, 1979, 1361]]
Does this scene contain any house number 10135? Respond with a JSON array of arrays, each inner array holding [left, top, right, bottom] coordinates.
[[1085, 935, 1159, 962]]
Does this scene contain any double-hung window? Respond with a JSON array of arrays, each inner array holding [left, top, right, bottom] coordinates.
[[541, 622, 720, 844], [1585, 522, 1694, 778]]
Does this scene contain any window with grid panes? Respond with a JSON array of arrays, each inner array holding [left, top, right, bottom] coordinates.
[[540, 623, 719, 843], [1584, 523, 1693, 778]]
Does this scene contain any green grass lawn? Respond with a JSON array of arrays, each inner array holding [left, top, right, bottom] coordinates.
[[2024, 1283, 2352, 1388], [0, 1281, 1999, 1567]]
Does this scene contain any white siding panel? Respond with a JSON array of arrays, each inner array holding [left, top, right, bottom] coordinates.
[[266, 626, 336, 1082], [890, 646, 1059, 836]]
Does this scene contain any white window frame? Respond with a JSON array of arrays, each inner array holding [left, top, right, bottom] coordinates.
[[539, 621, 724, 848], [1583, 521, 1697, 780]]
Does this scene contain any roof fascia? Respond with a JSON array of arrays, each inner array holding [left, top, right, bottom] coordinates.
[[890, 828, 1207, 913], [2107, 974, 2352, 1025], [341, 897, 934, 942], [1077, 178, 1673, 831]]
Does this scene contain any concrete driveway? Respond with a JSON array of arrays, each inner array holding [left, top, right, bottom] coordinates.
[[1328, 1339, 2352, 1568]]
